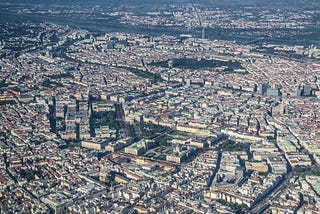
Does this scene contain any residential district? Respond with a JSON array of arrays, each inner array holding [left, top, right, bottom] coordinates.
[[0, 2, 320, 214]]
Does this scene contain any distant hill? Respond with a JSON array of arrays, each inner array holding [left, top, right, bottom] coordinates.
[[3, 0, 320, 8]]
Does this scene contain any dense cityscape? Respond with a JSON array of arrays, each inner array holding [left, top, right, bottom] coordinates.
[[0, 0, 320, 213]]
